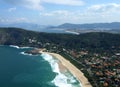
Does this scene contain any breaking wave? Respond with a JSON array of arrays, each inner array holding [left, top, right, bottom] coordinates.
[[9, 45, 32, 49], [20, 52, 33, 56], [41, 53, 81, 87], [20, 52, 39, 56]]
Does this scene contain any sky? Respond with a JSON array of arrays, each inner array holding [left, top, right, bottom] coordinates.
[[0, 0, 120, 25]]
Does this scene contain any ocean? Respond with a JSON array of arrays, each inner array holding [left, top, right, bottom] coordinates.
[[0, 45, 81, 87]]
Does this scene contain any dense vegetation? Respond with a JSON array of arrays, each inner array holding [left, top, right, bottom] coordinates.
[[0, 27, 120, 51], [0, 27, 120, 87]]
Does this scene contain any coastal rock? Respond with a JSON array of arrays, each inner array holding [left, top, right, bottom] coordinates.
[[25, 49, 41, 55]]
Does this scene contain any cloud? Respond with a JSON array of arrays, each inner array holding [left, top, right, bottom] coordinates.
[[23, 0, 43, 10], [39, 10, 84, 24], [43, 0, 84, 6], [3, 0, 84, 10], [15, 17, 28, 22], [40, 10, 69, 16], [0, 17, 28, 23], [88, 3, 120, 13], [39, 6, 120, 25], [8, 7, 16, 12], [86, 3, 120, 20], [3, 0, 43, 10]]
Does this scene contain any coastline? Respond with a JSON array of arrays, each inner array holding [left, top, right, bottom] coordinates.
[[7, 45, 92, 87], [41, 52, 92, 87]]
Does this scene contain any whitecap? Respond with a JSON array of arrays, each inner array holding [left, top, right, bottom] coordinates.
[[41, 53, 81, 87], [19, 47, 33, 49], [10, 45, 20, 49], [20, 52, 32, 56], [10, 45, 32, 49]]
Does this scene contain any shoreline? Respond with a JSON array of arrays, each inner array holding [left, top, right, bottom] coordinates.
[[8, 45, 92, 87], [41, 52, 92, 87]]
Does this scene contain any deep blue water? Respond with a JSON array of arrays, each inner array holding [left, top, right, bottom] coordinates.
[[0, 46, 80, 87], [0, 46, 56, 87]]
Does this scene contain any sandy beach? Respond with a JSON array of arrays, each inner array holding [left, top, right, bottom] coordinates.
[[41, 52, 92, 87]]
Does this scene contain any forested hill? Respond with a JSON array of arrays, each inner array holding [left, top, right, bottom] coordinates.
[[0, 27, 120, 50]]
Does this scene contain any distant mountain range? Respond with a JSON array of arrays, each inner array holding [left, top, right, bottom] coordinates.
[[0, 23, 48, 31], [51, 22, 120, 34], [55, 22, 120, 30], [0, 23, 69, 34], [0, 22, 120, 34]]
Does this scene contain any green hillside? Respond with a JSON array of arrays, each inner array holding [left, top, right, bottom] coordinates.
[[0, 27, 120, 50]]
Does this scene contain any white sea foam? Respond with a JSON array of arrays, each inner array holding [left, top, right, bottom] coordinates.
[[20, 52, 32, 56], [41, 53, 81, 87], [10, 45, 20, 49], [20, 47, 32, 49], [10, 45, 32, 49], [20, 51, 39, 56]]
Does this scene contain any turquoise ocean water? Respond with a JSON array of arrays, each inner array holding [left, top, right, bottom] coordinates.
[[0, 45, 81, 87]]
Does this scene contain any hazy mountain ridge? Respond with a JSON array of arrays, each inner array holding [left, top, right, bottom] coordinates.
[[57, 22, 120, 29], [37, 22, 120, 34], [1, 22, 120, 34], [0, 23, 49, 32], [52, 22, 120, 34]]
